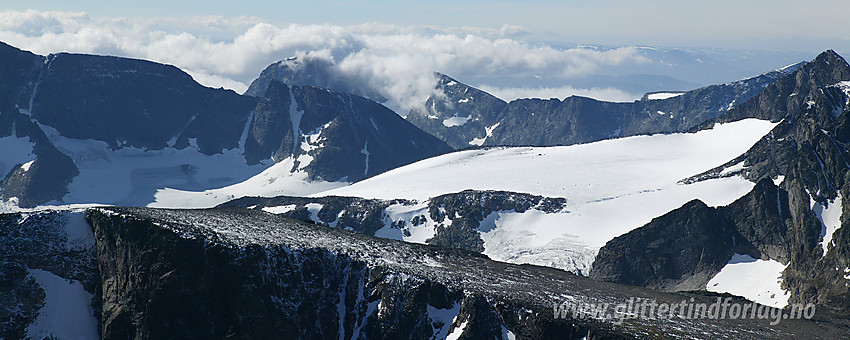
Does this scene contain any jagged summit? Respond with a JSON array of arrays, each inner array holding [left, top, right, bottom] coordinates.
[[244, 55, 387, 103], [405, 72, 508, 149], [722, 49, 850, 122]]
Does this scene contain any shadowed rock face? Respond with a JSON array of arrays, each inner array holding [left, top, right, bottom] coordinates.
[[590, 179, 789, 291], [245, 82, 453, 181], [590, 200, 740, 291], [31, 53, 258, 154]]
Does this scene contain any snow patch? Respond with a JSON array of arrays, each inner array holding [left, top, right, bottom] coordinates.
[[806, 100, 816, 109], [289, 89, 304, 152], [306, 203, 324, 223], [65, 210, 95, 250], [446, 318, 468, 340], [361, 141, 370, 175], [376, 202, 438, 243], [468, 122, 501, 146], [468, 137, 486, 146], [485, 122, 500, 137], [707, 254, 790, 308], [262, 204, 297, 214], [442, 115, 472, 127], [720, 160, 746, 176], [428, 303, 461, 339], [295, 123, 328, 171], [812, 194, 843, 257], [20, 159, 35, 172], [25, 269, 98, 340], [647, 92, 684, 100]]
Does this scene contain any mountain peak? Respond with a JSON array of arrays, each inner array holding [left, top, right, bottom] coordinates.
[[805, 49, 850, 84], [814, 49, 844, 64], [245, 56, 387, 102]]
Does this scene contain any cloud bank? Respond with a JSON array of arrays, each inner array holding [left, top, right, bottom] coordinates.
[[0, 10, 653, 112]]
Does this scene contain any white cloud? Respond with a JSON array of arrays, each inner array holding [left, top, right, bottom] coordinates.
[[0, 10, 652, 113]]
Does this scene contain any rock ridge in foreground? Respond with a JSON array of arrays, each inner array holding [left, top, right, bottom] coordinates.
[[86, 207, 847, 339]]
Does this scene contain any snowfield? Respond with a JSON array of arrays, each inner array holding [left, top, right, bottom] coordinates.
[[812, 194, 844, 257], [29, 122, 345, 208], [315, 119, 778, 273], [25, 269, 98, 340], [150, 158, 346, 208], [706, 254, 790, 308]]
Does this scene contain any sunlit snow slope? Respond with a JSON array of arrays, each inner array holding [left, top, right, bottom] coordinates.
[[315, 119, 778, 273], [706, 254, 790, 308], [26, 124, 345, 209]]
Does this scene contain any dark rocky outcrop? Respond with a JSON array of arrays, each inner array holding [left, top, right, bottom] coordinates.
[[590, 200, 740, 291], [722, 50, 850, 123], [590, 179, 787, 291]]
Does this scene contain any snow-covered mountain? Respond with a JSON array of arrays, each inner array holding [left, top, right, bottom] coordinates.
[[592, 50, 850, 312], [0, 42, 450, 209]]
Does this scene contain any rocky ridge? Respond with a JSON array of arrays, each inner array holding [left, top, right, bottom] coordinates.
[[403, 64, 800, 149], [78, 206, 850, 338], [221, 189, 567, 253]]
